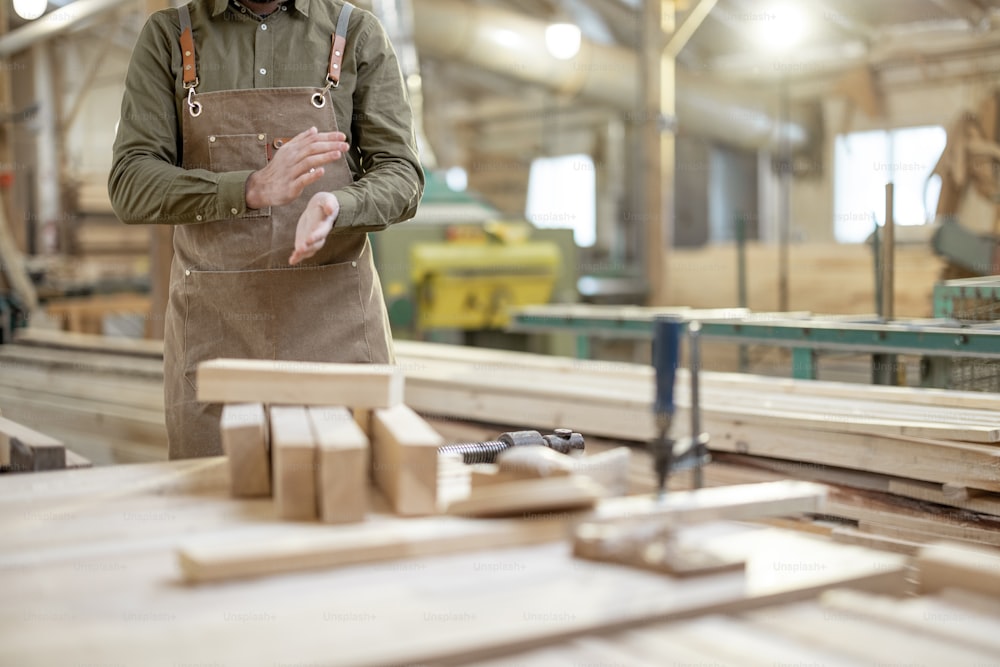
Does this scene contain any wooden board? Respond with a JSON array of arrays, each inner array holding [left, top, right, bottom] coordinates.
[[177, 512, 570, 584], [220, 403, 270, 498], [0, 416, 64, 472], [446, 476, 604, 518], [916, 541, 1000, 597], [269, 406, 318, 521], [197, 358, 404, 408], [370, 404, 443, 516], [309, 406, 368, 524]]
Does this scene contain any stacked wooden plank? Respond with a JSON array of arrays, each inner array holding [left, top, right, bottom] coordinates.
[[3, 329, 1000, 549], [194, 358, 444, 524], [392, 340, 1000, 550], [0, 332, 165, 464]]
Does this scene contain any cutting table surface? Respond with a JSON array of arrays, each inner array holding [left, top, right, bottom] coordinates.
[[0, 458, 909, 666]]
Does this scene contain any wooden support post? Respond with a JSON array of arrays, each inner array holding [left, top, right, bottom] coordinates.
[[0, 416, 63, 472], [270, 406, 318, 521], [371, 404, 442, 516], [641, 0, 675, 306], [197, 358, 404, 407], [309, 406, 368, 524], [220, 403, 270, 498]]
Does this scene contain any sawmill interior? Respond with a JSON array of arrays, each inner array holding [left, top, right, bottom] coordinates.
[[3, 0, 1000, 663]]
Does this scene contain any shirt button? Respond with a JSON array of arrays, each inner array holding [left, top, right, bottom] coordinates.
[[261, 24, 267, 30], [259, 68, 267, 75]]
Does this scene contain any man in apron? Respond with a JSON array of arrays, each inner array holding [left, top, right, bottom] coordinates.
[[109, 0, 424, 458]]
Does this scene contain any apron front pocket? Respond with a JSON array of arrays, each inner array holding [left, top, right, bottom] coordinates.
[[181, 259, 372, 378]]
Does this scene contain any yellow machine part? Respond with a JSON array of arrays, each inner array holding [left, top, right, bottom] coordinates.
[[411, 241, 561, 330]]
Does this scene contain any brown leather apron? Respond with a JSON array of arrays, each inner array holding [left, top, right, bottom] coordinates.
[[165, 2, 392, 459]]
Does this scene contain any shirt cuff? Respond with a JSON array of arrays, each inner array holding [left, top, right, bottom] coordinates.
[[333, 188, 357, 229], [219, 170, 255, 217]]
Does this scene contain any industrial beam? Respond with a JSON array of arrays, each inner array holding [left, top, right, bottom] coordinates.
[[665, 0, 717, 58]]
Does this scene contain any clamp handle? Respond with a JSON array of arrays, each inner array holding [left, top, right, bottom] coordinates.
[[652, 317, 683, 422]]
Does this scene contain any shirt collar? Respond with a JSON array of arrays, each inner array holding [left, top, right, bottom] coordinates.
[[211, 0, 310, 17]]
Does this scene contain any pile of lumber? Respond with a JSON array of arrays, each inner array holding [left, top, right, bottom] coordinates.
[[3, 328, 1000, 551], [0, 329, 165, 464]]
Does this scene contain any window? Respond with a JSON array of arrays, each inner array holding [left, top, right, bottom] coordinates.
[[833, 125, 947, 243], [525, 154, 596, 247]]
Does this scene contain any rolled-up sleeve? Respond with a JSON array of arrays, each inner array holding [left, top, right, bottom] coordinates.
[[333, 16, 424, 233]]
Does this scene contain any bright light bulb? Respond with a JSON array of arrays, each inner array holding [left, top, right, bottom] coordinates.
[[758, 4, 808, 52], [445, 167, 467, 192], [13, 0, 47, 20], [545, 23, 581, 60]]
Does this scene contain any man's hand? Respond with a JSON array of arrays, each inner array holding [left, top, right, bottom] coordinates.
[[289, 192, 340, 265], [245, 127, 349, 210]]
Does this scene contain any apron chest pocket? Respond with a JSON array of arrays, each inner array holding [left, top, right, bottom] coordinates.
[[208, 133, 271, 219]]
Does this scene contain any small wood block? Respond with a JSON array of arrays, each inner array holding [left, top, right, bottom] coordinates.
[[496, 446, 575, 479], [64, 449, 92, 469], [197, 358, 403, 408], [0, 416, 64, 472], [447, 476, 605, 518], [573, 522, 746, 578], [371, 404, 443, 516], [573, 447, 631, 497], [221, 403, 271, 498], [310, 406, 368, 524], [270, 406, 318, 521]]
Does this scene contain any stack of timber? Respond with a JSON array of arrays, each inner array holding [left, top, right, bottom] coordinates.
[[3, 329, 1000, 551], [0, 329, 165, 464]]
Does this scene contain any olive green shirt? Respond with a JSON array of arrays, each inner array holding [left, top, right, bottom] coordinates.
[[108, 0, 423, 231]]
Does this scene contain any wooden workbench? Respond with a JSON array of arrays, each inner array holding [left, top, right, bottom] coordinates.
[[0, 458, 912, 666]]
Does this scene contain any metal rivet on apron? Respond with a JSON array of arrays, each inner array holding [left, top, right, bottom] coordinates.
[[231, 208, 238, 215], [259, 68, 267, 75], [352, 261, 357, 268], [261, 24, 267, 30], [209, 136, 216, 142], [185, 269, 191, 276], [258, 134, 265, 141], [195, 215, 203, 221]]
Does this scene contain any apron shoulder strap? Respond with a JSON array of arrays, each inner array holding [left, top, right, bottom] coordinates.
[[326, 2, 354, 87], [178, 3, 198, 89]]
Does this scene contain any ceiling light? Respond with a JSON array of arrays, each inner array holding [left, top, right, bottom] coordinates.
[[13, 0, 47, 20], [757, 4, 809, 52], [545, 23, 581, 60]]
